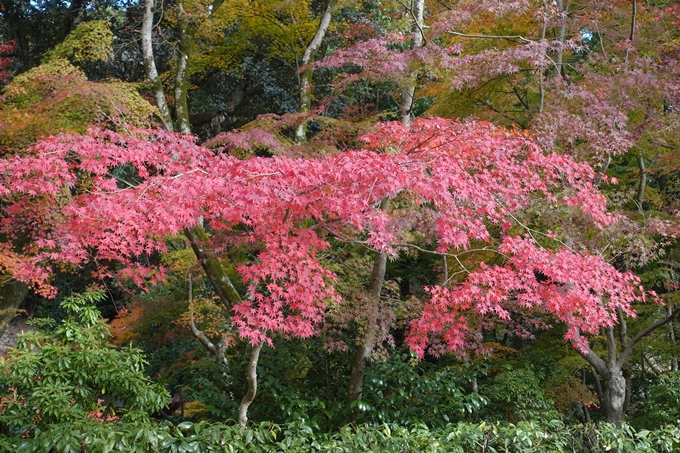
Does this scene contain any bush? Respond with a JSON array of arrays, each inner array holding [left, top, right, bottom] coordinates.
[[0, 289, 170, 440], [3, 419, 680, 452]]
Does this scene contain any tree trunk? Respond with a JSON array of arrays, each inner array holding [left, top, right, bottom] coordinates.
[[601, 366, 626, 426], [347, 249, 387, 401], [346, 0, 424, 404], [139, 0, 267, 426], [141, 0, 174, 131], [552, 0, 570, 79], [174, 0, 192, 134], [184, 226, 243, 309], [238, 343, 263, 425], [636, 153, 646, 208], [294, 0, 336, 143], [624, 0, 637, 63], [0, 279, 28, 337], [398, 0, 425, 127]]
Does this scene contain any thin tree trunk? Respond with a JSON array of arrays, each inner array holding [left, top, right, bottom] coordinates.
[[141, 0, 174, 131], [294, 0, 336, 143], [174, 0, 192, 134], [347, 248, 388, 401], [625, 0, 637, 63], [670, 306, 678, 371], [238, 343, 263, 425], [398, 0, 425, 127], [552, 0, 570, 79], [636, 154, 646, 208]]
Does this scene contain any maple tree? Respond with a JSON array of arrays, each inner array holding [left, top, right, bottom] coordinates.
[[306, 0, 680, 426], [0, 112, 650, 423]]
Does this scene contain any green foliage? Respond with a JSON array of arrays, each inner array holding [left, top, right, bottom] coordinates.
[[43, 21, 114, 65], [360, 352, 487, 428], [242, 338, 352, 431], [481, 368, 561, 423], [2, 419, 680, 452], [0, 288, 170, 437], [632, 372, 680, 428], [0, 56, 157, 156]]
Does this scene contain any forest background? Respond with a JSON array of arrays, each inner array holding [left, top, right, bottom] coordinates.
[[2, 0, 680, 451]]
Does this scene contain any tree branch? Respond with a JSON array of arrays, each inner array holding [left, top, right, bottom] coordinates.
[[604, 325, 617, 367], [617, 307, 628, 346], [185, 227, 243, 310], [447, 31, 535, 44], [513, 85, 530, 111], [594, 153, 611, 187], [618, 306, 680, 367], [187, 274, 228, 366], [573, 331, 606, 375]]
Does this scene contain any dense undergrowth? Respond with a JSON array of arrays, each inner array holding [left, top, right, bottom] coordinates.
[[3, 419, 680, 453]]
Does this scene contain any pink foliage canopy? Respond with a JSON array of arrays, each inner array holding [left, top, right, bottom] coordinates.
[[0, 118, 643, 350]]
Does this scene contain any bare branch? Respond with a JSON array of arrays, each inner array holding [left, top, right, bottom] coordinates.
[[448, 30, 535, 44], [187, 274, 229, 366], [618, 306, 680, 367]]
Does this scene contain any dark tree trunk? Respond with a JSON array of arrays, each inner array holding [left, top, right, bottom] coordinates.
[[0, 279, 28, 337]]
